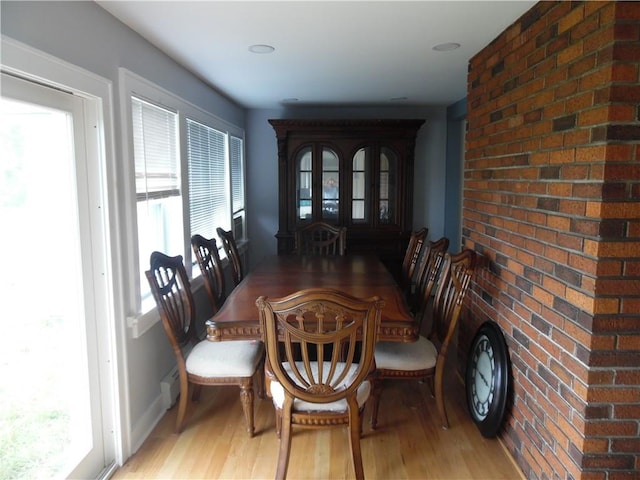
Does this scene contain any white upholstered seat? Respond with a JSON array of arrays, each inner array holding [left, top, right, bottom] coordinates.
[[269, 361, 371, 412], [374, 336, 437, 371], [186, 340, 264, 378]]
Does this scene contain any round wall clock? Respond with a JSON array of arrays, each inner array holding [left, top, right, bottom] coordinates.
[[465, 321, 510, 438]]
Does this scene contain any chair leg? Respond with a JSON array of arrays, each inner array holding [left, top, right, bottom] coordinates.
[[348, 397, 365, 480], [239, 379, 255, 437], [256, 359, 266, 399], [275, 400, 293, 480], [434, 360, 449, 429], [175, 377, 190, 434], [427, 376, 435, 397], [369, 377, 383, 429], [275, 408, 282, 438], [191, 384, 202, 402]]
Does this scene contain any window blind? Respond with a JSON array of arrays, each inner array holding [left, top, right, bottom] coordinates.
[[187, 118, 228, 240], [132, 97, 179, 200], [230, 135, 244, 215]]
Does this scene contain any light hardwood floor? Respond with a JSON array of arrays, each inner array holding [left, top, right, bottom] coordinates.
[[113, 374, 524, 479]]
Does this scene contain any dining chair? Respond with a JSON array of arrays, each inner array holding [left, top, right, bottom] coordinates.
[[294, 221, 346, 256], [399, 227, 428, 292], [191, 234, 227, 314], [370, 249, 477, 430], [256, 288, 384, 480], [408, 236, 450, 315], [216, 227, 244, 286], [146, 251, 264, 436]]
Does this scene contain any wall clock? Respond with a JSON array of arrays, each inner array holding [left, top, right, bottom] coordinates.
[[465, 321, 510, 438]]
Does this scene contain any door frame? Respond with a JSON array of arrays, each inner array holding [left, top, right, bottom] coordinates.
[[1, 37, 129, 471]]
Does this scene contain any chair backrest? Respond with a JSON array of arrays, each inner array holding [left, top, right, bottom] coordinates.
[[295, 222, 346, 256], [146, 252, 196, 355], [413, 236, 450, 319], [400, 227, 428, 289], [429, 249, 477, 355], [191, 234, 226, 313], [216, 227, 243, 286], [256, 288, 384, 404]]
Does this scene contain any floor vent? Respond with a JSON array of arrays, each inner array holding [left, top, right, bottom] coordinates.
[[160, 365, 180, 410]]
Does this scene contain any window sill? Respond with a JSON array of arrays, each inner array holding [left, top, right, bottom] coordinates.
[[127, 237, 249, 339], [127, 274, 205, 339]]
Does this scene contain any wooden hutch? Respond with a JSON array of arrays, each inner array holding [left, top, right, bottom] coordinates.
[[269, 119, 424, 265]]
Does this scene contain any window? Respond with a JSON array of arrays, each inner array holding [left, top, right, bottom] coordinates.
[[230, 135, 246, 240], [187, 119, 228, 241], [122, 70, 246, 319], [132, 97, 182, 302]]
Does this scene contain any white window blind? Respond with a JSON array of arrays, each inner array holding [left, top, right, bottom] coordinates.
[[132, 96, 182, 304], [230, 135, 245, 240], [187, 118, 229, 241], [132, 97, 179, 200], [230, 135, 244, 215]]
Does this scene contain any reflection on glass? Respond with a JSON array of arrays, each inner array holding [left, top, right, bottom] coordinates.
[[379, 147, 396, 224], [297, 147, 312, 219], [322, 147, 339, 220], [352, 148, 367, 222]]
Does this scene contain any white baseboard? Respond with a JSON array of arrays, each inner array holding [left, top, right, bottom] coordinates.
[[129, 393, 167, 454]]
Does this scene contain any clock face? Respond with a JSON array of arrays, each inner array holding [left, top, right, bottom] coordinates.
[[466, 321, 509, 438], [470, 334, 495, 421]]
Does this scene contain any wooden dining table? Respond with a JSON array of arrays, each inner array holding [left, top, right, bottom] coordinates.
[[206, 254, 418, 343]]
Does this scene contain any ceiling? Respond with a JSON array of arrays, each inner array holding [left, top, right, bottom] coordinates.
[[97, 1, 536, 109]]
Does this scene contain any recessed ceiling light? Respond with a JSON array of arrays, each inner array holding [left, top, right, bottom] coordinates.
[[432, 42, 461, 52], [248, 44, 275, 54]]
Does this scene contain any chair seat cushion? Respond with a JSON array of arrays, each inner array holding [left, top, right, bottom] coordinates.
[[186, 340, 264, 378], [374, 335, 437, 371], [269, 361, 371, 412]]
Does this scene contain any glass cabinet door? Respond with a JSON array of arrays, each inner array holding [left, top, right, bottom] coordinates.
[[352, 147, 368, 223], [321, 148, 339, 220], [296, 145, 340, 222], [296, 147, 312, 220], [351, 145, 398, 225], [379, 147, 397, 224]]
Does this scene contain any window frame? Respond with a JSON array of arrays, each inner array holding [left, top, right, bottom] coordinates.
[[119, 69, 246, 333]]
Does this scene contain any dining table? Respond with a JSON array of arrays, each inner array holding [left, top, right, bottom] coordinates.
[[206, 254, 419, 343]]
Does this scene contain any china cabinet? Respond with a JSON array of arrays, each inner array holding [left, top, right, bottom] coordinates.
[[269, 119, 424, 263]]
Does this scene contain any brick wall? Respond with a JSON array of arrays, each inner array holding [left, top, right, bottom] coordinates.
[[462, 2, 639, 479]]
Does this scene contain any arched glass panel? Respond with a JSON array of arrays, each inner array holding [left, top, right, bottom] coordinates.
[[379, 147, 397, 224], [296, 146, 312, 220], [352, 147, 368, 222], [321, 147, 339, 220]]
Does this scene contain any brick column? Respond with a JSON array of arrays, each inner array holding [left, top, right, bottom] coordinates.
[[463, 2, 639, 478]]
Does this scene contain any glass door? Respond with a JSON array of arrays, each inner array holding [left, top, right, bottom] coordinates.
[[0, 73, 113, 479]]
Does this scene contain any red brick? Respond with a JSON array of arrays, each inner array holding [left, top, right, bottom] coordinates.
[[615, 1, 640, 20], [579, 106, 611, 127], [611, 63, 639, 82]]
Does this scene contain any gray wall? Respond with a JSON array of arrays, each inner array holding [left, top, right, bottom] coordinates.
[[2, 0, 246, 454], [2, 0, 461, 460]]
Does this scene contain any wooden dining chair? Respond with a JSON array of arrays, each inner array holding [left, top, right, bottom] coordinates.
[[399, 227, 428, 292], [370, 249, 477, 430], [146, 251, 264, 436], [294, 221, 346, 256], [256, 288, 384, 480], [408, 236, 450, 315], [191, 234, 227, 314], [216, 227, 244, 286]]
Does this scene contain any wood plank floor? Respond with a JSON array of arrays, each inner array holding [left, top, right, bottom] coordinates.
[[113, 375, 524, 479]]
